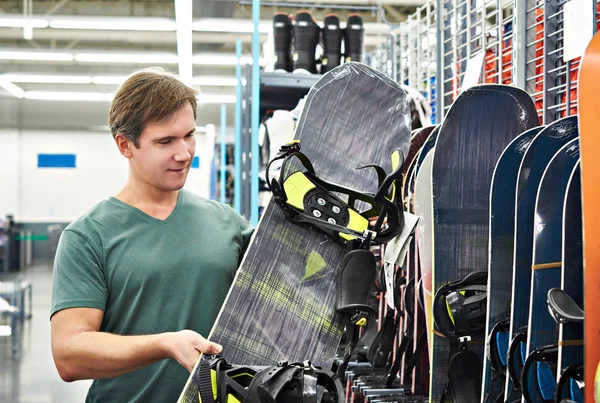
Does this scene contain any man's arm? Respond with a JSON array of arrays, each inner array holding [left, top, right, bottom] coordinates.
[[51, 307, 222, 382]]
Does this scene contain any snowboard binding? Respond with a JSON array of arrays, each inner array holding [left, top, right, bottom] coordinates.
[[266, 140, 406, 379], [521, 345, 559, 403], [195, 355, 344, 403], [482, 319, 511, 402], [265, 141, 405, 248], [432, 271, 488, 403]]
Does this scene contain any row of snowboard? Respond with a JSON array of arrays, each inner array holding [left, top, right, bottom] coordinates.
[[175, 35, 600, 403], [329, 75, 590, 403]]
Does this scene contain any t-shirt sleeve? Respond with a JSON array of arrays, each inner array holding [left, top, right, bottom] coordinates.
[[50, 229, 108, 319], [234, 210, 255, 258]]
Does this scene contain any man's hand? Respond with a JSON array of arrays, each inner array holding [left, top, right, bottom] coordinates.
[[165, 330, 223, 373]]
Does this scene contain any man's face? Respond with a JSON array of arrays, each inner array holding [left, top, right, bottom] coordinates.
[[128, 102, 196, 192]]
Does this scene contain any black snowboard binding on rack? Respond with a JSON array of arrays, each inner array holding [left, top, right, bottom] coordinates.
[[520, 288, 585, 403], [194, 355, 344, 403], [482, 319, 511, 402], [265, 140, 406, 378], [432, 271, 488, 402]]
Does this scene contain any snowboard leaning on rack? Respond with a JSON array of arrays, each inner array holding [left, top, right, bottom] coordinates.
[[579, 31, 600, 403], [520, 138, 580, 402], [481, 126, 542, 403], [429, 85, 538, 403], [504, 116, 578, 402], [177, 63, 411, 402]]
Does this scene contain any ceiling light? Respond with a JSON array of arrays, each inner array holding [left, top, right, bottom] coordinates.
[[0, 17, 48, 28], [192, 19, 272, 34], [0, 50, 73, 61], [175, 0, 193, 85], [91, 75, 128, 85], [3, 73, 92, 84], [192, 76, 239, 86], [24, 91, 113, 101], [198, 94, 236, 104], [75, 52, 179, 64], [48, 17, 176, 31], [0, 77, 25, 98], [20, 90, 235, 103]]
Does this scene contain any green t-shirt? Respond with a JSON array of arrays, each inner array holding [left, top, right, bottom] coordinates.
[[50, 189, 254, 403]]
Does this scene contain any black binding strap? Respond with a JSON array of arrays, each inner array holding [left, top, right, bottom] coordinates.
[[483, 319, 511, 403], [554, 363, 583, 403], [521, 345, 558, 403]]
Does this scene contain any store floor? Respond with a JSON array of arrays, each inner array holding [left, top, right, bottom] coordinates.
[[0, 264, 91, 403]]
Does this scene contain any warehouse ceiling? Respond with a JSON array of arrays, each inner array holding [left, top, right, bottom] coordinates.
[[0, 0, 420, 130]]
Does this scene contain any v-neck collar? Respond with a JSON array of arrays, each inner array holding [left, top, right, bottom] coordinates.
[[109, 190, 184, 224]]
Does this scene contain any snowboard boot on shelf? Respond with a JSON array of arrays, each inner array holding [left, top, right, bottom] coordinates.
[[344, 14, 365, 63], [292, 11, 320, 74], [272, 13, 293, 73], [321, 14, 342, 74]]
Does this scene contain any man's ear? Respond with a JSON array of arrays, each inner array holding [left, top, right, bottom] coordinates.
[[115, 134, 133, 158]]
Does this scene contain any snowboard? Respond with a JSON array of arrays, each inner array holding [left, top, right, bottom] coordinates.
[[178, 63, 411, 402], [556, 163, 584, 402], [504, 116, 579, 402], [481, 126, 543, 403], [521, 138, 580, 402], [579, 32, 600, 403], [430, 85, 539, 403], [413, 129, 439, 379], [405, 127, 435, 393]]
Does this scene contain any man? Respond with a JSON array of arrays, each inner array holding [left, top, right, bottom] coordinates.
[[50, 67, 254, 402]]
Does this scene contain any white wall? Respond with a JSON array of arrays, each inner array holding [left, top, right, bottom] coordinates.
[[0, 129, 20, 218], [0, 129, 216, 223]]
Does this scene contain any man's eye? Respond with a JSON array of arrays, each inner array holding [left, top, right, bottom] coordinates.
[[186, 133, 195, 138], [159, 139, 171, 144]]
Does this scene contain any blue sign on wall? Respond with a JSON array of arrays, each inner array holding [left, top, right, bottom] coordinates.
[[191, 156, 200, 169], [37, 154, 76, 168]]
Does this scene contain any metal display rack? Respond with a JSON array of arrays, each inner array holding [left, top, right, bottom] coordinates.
[[365, 0, 598, 125], [238, 69, 320, 220]]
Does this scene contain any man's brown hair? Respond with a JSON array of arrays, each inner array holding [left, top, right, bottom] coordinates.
[[108, 67, 198, 148]]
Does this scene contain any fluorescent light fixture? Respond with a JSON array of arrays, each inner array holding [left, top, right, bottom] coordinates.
[[192, 54, 266, 66], [198, 94, 236, 104], [0, 49, 264, 66], [0, 325, 11, 337], [0, 77, 25, 98], [91, 75, 128, 85], [24, 91, 113, 101], [175, 0, 193, 85], [0, 50, 73, 61], [20, 90, 234, 103], [48, 17, 176, 31], [75, 52, 179, 64], [1, 73, 242, 87], [192, 76, 239, 86], [0, 17, 48, 28], [192, 18, 272, 34], [3, 73, 92, 84]]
